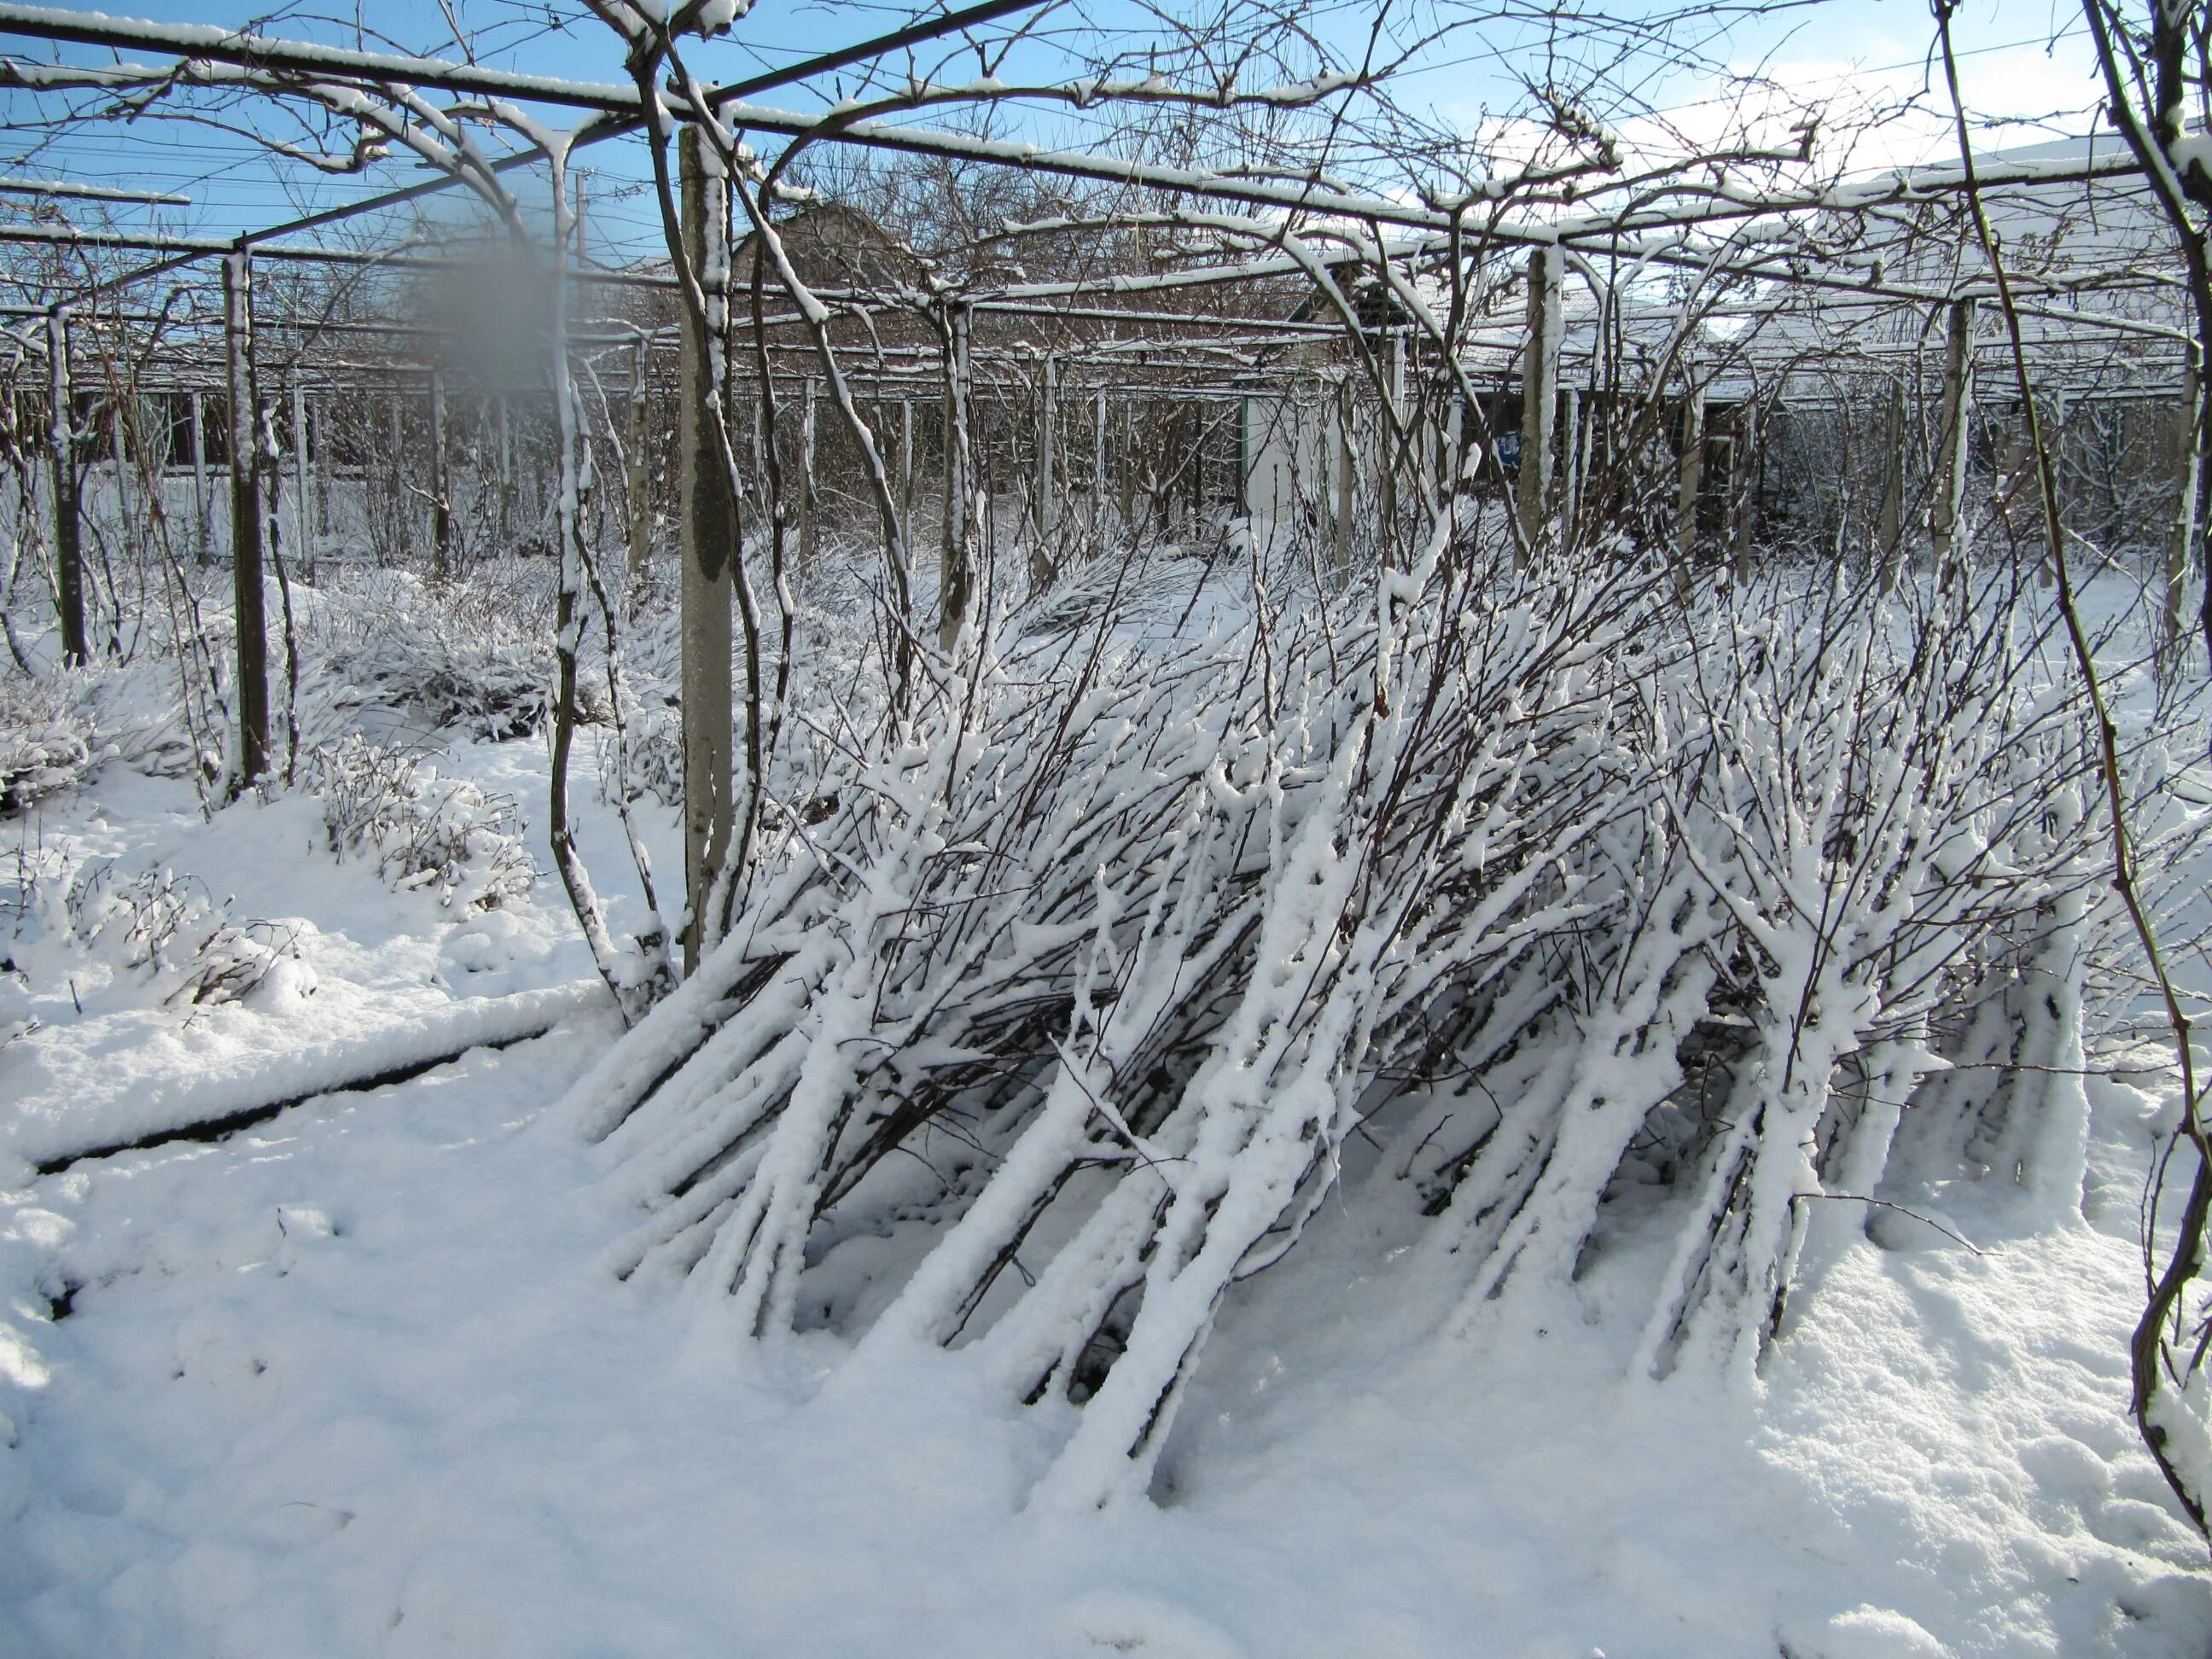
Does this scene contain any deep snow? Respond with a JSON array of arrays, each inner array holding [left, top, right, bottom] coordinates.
[[3, 968, 2206, 1656], [3, 615, 2210, 1656]]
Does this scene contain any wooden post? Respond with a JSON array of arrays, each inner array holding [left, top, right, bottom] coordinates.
[[1516, 247, 1561, 555], [223, 251, 269, 788], [678, 123, 735, 972], [1877, 377, 1906, 591], [2169, 347, 2200, 659], [626, 340, 653, 609], [1932, 297, 1976, 578], [189, 387, 209, 564], [45, 308, 85, 664], [428, 370, 451, 577], [1674, 385, 1705, 603], [940, 302, 975, 650]]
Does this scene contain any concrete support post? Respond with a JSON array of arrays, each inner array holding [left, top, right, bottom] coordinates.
[[223, 252, 269, 787], [1877, 378, 1906, 591], [1333, 381, 1355, 575], [898, 395, 914, 525], [799, 376, 818, 567], [1516, 247, 1562, 555], [1674, 385, 1705, 604], [1032, 354, 1057, 589], [1729, 399, 1760, 584], [189, 387, 209, 564], [939, 302, 975, 650], [626, 341, 653, 609], [1444, 387, 1464, 497], [1093, 387, 1108, 525], [290, 381, 312, 567], [428, 370, 452, 577], [46, 308, 84, 663], [1932, 297, 1976, 579], [678, 125, 735, 972], [2169, 347, 2200, 659], [1558, 387, 1583, 543]]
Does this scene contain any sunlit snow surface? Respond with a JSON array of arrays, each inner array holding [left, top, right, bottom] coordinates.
[[3, 587, 2211, 1656]]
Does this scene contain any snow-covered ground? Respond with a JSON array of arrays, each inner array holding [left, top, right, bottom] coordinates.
[[3, 573, 2211, 1656]]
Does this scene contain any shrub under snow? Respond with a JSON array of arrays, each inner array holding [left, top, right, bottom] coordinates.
[[306, 733, 536, 913]]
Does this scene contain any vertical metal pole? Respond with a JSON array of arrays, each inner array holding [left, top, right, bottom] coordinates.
[[1516, 247, 1560, 556], [46, 308, 84, 663], [224, 251, 268, 788], [678, 124, 735, 971]]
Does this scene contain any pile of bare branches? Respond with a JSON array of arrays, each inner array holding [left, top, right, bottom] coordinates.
[[562, 491, 2190, 1505]]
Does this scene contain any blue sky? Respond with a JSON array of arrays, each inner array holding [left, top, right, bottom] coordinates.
[[0, 0, 2110, 264]]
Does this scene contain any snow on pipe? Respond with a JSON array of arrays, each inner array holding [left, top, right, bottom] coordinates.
[[11, 981, 613, 1174]]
